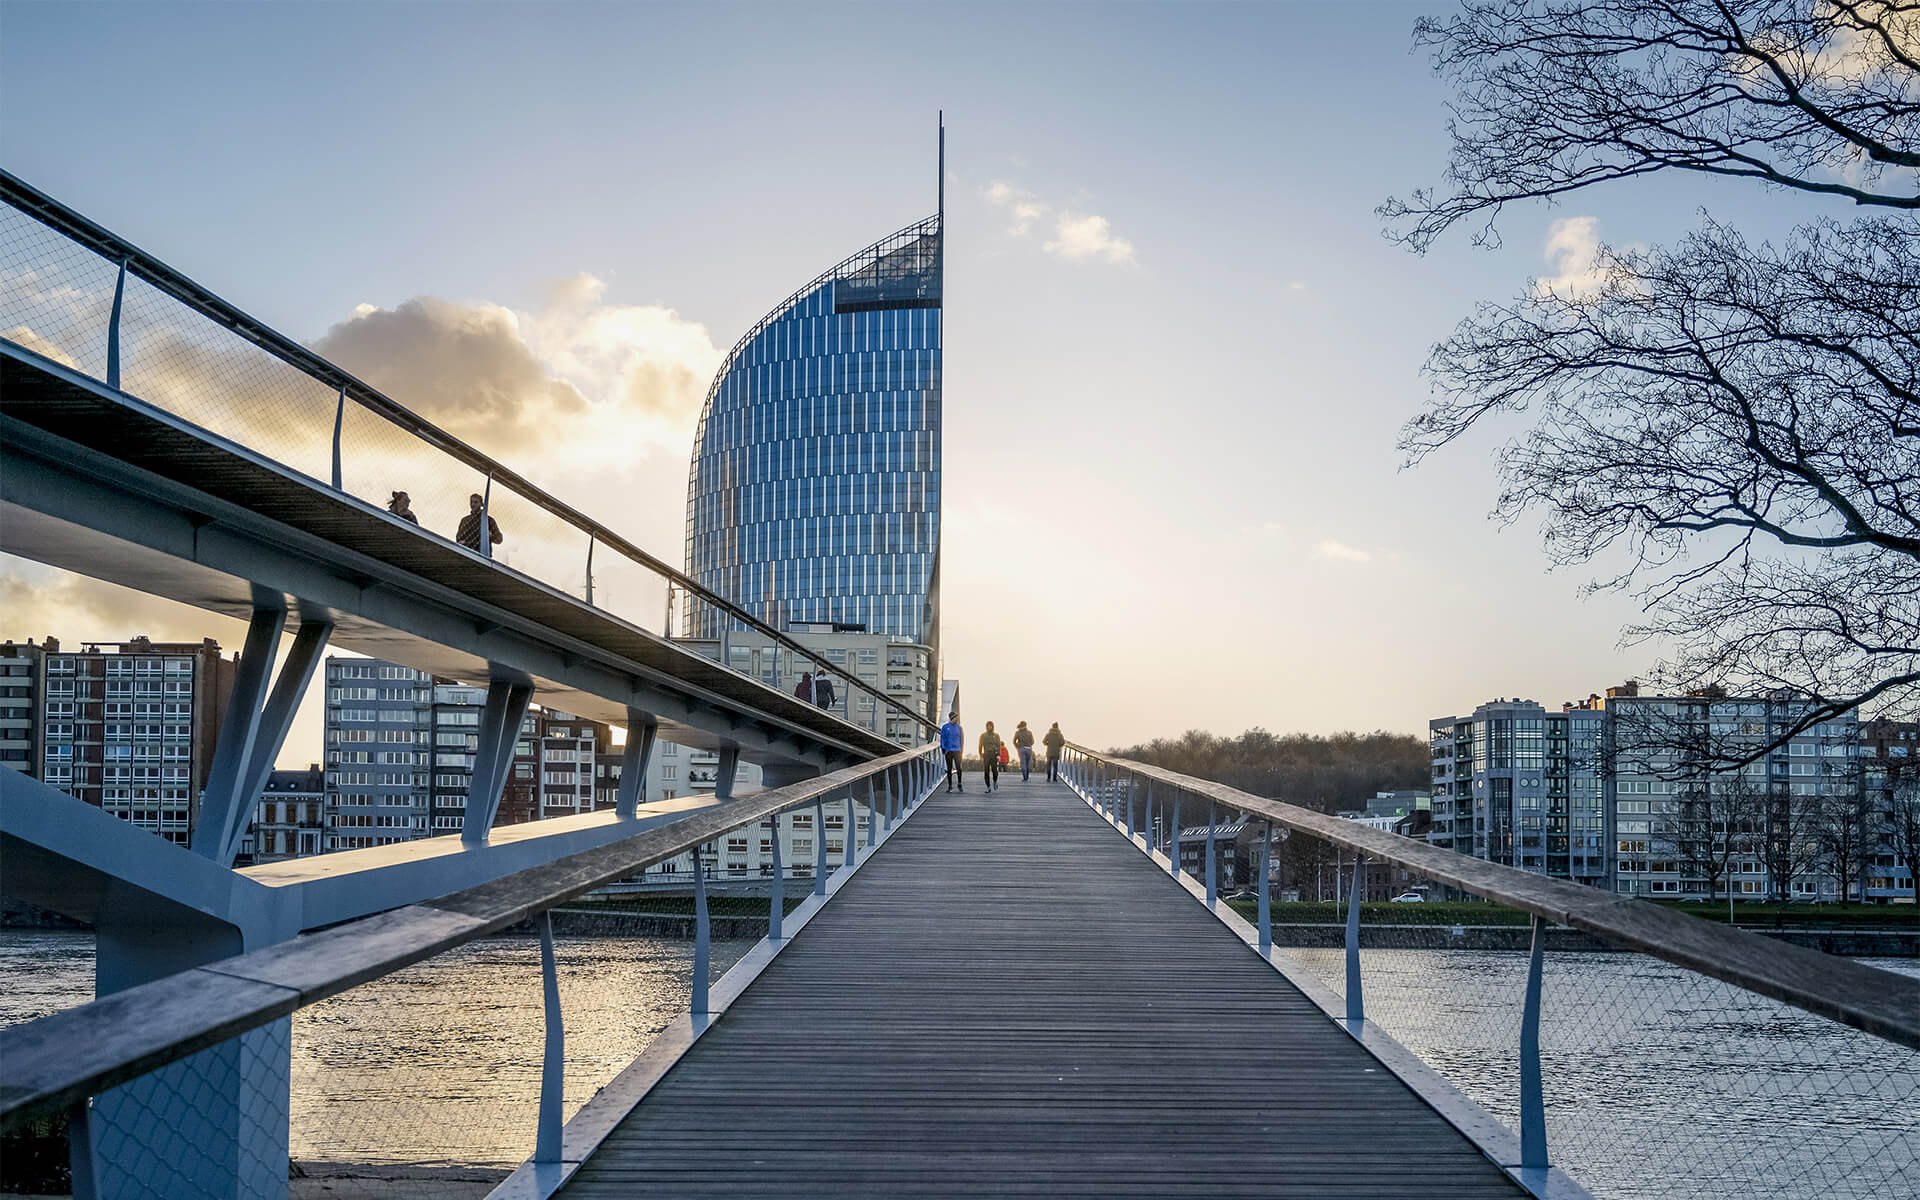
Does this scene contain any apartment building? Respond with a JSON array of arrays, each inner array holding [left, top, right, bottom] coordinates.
[[13, 636, 235, 846], [1430, 686, 1864, 901], [1861, 718, 1918, 902], [1428, 698, 1609, 888], [323, 657, 431, 850], [0, 639, 42, 774], [682, 623, 936, 747], [1607, 688, 1857, 901]]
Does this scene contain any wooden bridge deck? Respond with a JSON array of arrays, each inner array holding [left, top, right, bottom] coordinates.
[[557, 775, 1525, 1198]]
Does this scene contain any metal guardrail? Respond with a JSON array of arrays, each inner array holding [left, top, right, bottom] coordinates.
[[0, 745, 940, 1137], [1065, 744, 1918, 1046], [1059, 744, 1920, 1199], [0, 168, 935, 739]]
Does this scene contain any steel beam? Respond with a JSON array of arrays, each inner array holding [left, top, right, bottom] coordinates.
[[192, 602, 286, 861], [615, 707, 657, 818], [464, 677, 534, 843], [222, 616, 333, 864]]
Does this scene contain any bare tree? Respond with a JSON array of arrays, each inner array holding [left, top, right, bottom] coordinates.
[[1814, 763, 1874, 902], [1386, 1, 1920, 760], [1759, 781, 1827, 902], [1664, 777, 1763, 912], [1382, 0, 1920, 252], [1883, 759, 1920, 908]]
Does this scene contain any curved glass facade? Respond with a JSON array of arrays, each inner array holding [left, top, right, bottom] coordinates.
[[683, 215, 942, 668]]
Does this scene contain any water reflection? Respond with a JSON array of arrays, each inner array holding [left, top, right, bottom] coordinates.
[[4, 932, 1915, 1193]]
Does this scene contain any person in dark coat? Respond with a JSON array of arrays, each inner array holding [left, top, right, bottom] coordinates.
[[456, 493, 502, 554], [1013, 720, 1035, 782], [1042, 722, 1066, 781], [815, 675, 836, 709], [387, 491, 418, 524], [978, 721, 1004, 794], [795, 672, 815, 703]]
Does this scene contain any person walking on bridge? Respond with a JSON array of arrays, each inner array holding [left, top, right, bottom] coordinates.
[[387, 491, 418, 524], [1043, 722, 1065, 781], [978, 721, 1004, 794], [940, 712, 965, 792], [1013, 721, 1035, 782], [457, 493, 503, 556]]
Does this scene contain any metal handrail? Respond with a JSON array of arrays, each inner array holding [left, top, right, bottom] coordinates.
[[0, 744, 939, 1130], [0, 169, 934, 737], [1067, 743, 1920, 1050]]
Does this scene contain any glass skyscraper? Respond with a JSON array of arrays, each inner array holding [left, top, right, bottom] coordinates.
[[682, 205, 943, 672]]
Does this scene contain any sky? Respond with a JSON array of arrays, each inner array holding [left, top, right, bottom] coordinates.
[[0, 1, 1841, 763]]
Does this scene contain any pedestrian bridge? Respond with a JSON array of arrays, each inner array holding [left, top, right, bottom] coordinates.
[[1, 173, 1918, 1200]]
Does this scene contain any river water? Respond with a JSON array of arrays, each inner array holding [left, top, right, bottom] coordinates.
[[4, 931, 1915, 1196]]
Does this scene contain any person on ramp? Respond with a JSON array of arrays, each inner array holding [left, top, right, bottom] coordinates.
[[1013, 720, 1035, 782], [978, 721, 1004, 794], [940, 712, 965, 792], [1043, 722, 1066, 781]]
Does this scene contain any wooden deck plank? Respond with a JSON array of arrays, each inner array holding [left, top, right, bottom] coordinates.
[[559, 777, 1525, 1198]]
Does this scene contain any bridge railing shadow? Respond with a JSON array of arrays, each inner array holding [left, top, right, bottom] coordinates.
[[1060, 745, 1920, 1200], [0, 747, 939, 1196], [0, 169, 933, 744]]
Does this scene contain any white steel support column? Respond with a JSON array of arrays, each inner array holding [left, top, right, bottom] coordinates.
[[191, 603, 286, 861], [464, 678, 534, 844], [615, 707, 657, 818], [221, 618, 333, 865]]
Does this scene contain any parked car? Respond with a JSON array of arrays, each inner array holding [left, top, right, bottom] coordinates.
[[1389, 892, 1426, 903]]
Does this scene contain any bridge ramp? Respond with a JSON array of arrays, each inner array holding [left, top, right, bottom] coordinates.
[[560, 776, 1525, 1198]]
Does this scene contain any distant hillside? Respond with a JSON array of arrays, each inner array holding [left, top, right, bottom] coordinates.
[[1109, 728, 1429, 814]]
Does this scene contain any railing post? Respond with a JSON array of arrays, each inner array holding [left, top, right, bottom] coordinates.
[[769, 817, 785, 941], [1345, 854, 1365, 1026], [330, 386, 345, 490], [1520, 914, 1548, 1170], [1126, 777, 1137, 841], [1171, 792, 1182, 877], [883, 769, 896, 830], [692, 851, 710, 1017], [1258, 819, 1272, 954], [480, 475, 495, 561], [585, 536, 595, 606], [106, 256, 127, 390], [866, 779, 878, 849], [845, 787, 859, 870], [67, 1097, 97, 1200], [814, 798, 828, 896], [1205, 800, 1218, 906], [535, 911, 564, 1165], [1145, 783, 1154, 852]]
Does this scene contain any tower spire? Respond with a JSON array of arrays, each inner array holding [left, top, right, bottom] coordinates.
[[937, 111, 945, 223]]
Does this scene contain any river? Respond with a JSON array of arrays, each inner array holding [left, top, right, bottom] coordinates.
[[3, 931, 1915, 1196]]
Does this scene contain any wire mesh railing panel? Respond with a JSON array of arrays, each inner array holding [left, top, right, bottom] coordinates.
[[333, 396, 488, 539], [1075, 755, 1920, 1200], [0, 205, 118, 379], [114, 273, 338, 480]]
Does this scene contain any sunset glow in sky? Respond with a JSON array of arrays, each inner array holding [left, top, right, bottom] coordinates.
[[0, 2, 1841, 761]]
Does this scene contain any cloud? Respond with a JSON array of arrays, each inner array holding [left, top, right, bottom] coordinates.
[[1537, 216, 1608, 298], [982, 180, 1051, 237], [1044, 213, 1136, 264], [309, 277, 721, 470], [4, 324, 80, 369], [1287, 281, 1307, 291], [984, 177, 1134, 264], [1313, 539, 1372, 564]]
